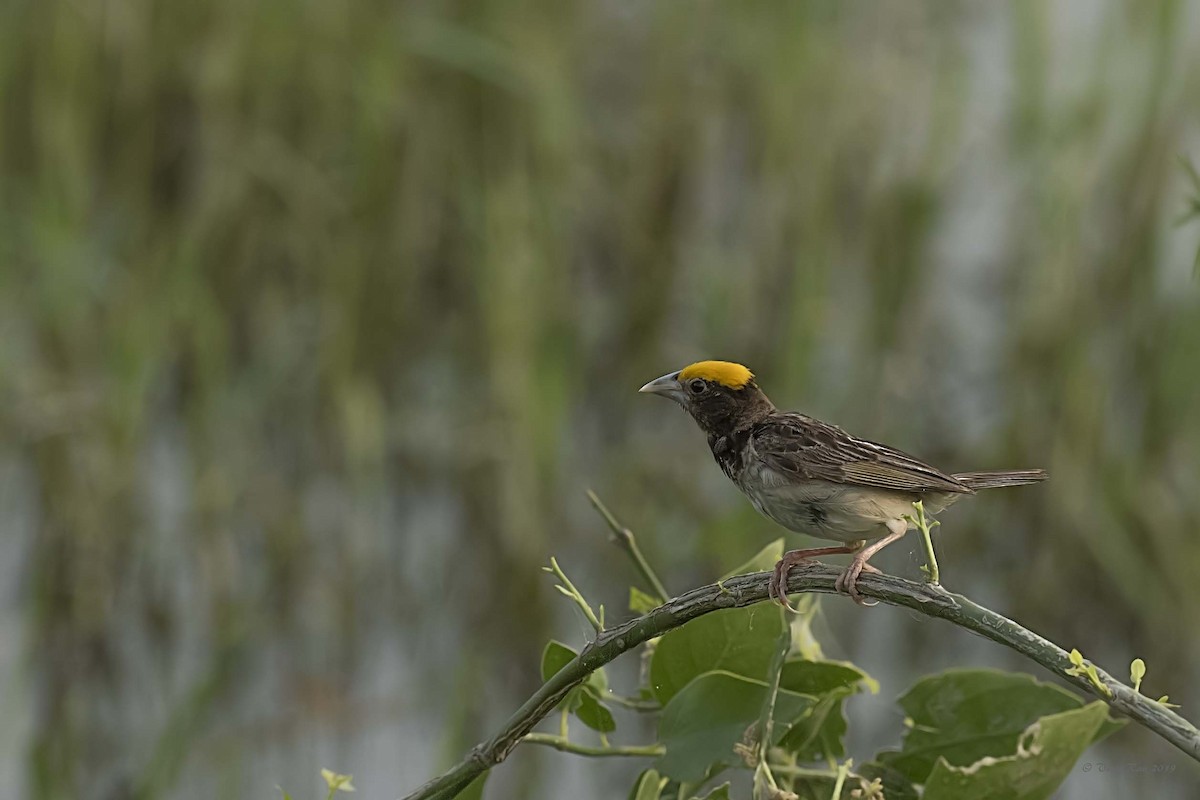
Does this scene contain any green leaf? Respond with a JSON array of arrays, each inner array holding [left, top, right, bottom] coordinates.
[[576, 687, 617, 732], [320, 769, 355, 793], [878, 670, 1125, 784], [628, 768, 666, 800], [630, 586, 662, 614], [650, 606, 785, 704], [877, 669, 1103, 784], [921, 702, 1109, 800], [721, 538, 785, 580], [779, 659, 877, 696], [778, 693, 849, 761], [1130, 658, 1146, 692], [776, 660, 876, 762], [540, 640, 614, 730], [657, 670, 816, 782], [541, 640, 577, 682], [459, 771, 488, 800], [587, 664, 609, 694], [541, 640, 608, 693]]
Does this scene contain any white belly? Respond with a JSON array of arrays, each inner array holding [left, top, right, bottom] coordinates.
[[738, 471, 956, 543]]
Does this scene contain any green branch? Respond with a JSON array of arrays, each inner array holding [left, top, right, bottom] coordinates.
[[400, 567, 1200, 800], [587, 489, 672, 601], [521, 733, 663, 758]]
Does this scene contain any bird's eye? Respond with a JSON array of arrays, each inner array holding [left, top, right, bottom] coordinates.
[[687, 379, 706, 395]]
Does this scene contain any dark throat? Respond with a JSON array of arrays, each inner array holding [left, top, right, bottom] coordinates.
[[701, 385, 775, 479]]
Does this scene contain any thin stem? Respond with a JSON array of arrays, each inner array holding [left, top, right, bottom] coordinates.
[[754, 610, 792, 795], [521, 733, 663, 758], [603, 693, 661, 712], [830, 759, 851, 800], [908, 500, 940, 585], [545, 557, 603, 632], [401, 566, 1200, 800], [587, 489, 671, 601], [767, 764, 839, 779]]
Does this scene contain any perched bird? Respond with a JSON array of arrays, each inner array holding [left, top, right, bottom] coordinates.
[[639, 360, 1046, 608]]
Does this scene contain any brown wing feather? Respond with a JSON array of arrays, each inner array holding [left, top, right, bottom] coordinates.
[[750, 412, 972, 494]]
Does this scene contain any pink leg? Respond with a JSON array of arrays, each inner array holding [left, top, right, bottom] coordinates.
[[769, 541, 865, 612], [834, 519, 908, 606]]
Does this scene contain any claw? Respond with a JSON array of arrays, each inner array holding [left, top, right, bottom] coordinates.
[[768, 542, 866, 611], [832, 525, 908, 607], [769, 558, 799, 612], [834, 561, 870, 605]]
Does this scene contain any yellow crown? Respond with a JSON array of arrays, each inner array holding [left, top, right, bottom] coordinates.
[[678, 360, 754, 389]]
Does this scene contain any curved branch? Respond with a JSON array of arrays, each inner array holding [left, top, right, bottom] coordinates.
[[400, 566, 1200, 800]]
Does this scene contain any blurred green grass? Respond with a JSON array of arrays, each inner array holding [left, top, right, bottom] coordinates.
[[1, 1, 1199, 798]]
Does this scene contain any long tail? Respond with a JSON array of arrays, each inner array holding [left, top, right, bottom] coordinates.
[[953, 469, 1048, 490]]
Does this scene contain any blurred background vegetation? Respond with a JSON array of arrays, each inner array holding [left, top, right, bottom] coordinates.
[[1, 0, 1199, 798]]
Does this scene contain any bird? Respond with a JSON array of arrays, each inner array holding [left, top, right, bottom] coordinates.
[[639, 360, 1046, 608]]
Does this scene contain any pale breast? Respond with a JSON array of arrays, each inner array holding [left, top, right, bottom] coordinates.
[[737, 462, 957, 543]]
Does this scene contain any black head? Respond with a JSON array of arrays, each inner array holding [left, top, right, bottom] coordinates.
[[639, 360, 775, 436]]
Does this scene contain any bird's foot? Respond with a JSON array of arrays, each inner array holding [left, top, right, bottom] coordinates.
[[768, 553, 810, 613], [834, 560, 882, 606], [769, 543, 865, 612]]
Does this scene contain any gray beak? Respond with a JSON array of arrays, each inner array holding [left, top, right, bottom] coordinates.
[[639, 371, 686, 404]]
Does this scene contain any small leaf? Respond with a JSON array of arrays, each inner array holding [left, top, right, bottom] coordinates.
[[778, 694, 848, 762], [1158, 695, 1181, 709], [541, 641, 578, 682], [627, 769, 667, 800], [540, 641, 613, 728], [1130, 658, 1146, 692], [320, 769, 356, 793], [277, 787, 293, 800], [1068, 649, 1084, 667], [576, 687, 617, 733], [721, 538, 785, 581], [630, 586, 661, 614], [564, 685, 584, 712], [543, 641, 583, 713], [587, 665, 609, 694], [779, 659, 877, 696]]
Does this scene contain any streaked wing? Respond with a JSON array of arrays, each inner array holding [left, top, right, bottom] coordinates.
[[749, 412, 971, 494]]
